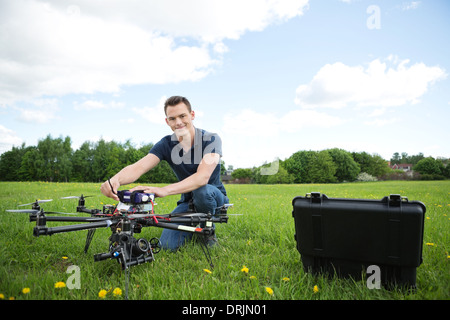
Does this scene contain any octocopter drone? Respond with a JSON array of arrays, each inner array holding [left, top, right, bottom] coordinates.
[[6, 189, 233, 270]]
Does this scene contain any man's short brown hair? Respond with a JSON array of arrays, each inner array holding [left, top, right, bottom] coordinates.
[[164, 96, 192, 115]]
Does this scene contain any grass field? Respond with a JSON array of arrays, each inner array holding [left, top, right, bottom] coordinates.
[[0, 180, 448, 301]]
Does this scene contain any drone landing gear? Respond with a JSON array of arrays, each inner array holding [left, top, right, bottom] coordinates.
[[198, 233, 215, 269], [84, 229, 96, 253]]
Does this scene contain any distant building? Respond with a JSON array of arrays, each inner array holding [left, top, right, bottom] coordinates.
[[221, 169, 234, 183], [390, 163, 413, 172]]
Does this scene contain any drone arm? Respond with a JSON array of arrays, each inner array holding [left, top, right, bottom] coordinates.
[[138, 217, 227, 235], [30, 216, 109, 223], [33, 220, 112, 237]]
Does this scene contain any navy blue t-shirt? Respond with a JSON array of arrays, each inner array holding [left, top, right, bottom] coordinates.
[[149, 127, 227, 203]]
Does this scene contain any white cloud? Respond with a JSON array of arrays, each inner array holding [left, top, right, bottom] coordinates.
[[401, 1, 421, 11], [0, 125, 23, 153], [47, 0, 309, 43], [0, 0, 309, 106], [295, 56, 447, 109], [132, 96, 167, 126], [15, 99, 60, 124], [73, 100, 125, 111]]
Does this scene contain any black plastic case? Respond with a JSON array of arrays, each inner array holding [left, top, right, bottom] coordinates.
[[292, 193, 426, 288]]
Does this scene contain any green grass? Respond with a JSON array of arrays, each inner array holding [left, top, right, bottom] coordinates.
[[0, 180, 448, 300]]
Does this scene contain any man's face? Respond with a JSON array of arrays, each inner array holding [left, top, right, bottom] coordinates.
[[165, 102, 195, 138]]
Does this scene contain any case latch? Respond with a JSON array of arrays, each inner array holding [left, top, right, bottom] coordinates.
[[306, 192, 323, 203], [389, 194, 408, 206]]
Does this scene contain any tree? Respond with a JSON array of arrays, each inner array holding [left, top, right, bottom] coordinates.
[[264, 166, 294, 184], [327, 148, 360, 182], [0, 143, 33, 181], [56, 136, 73, 182], [72, 141, 95, 182], [414, 157, 444, 176], [231, 168, 253, 180], [391, 152, 425, 165], [17, 147, 40, 181], [308, 150, 337, 183], [391, 152, 401, 165], [31, 135, 73, 182], [284, 150, 316, 183], [353, 151, 390, 178]]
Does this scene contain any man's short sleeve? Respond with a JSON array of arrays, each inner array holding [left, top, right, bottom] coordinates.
[[149, 136, 170, 161]]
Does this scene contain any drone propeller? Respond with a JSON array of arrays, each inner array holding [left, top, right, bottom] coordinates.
[[6, 209, 40, 214], [18, 199, 53, 207], [60, 195, 93, 200], [5, 209, 76, 215]]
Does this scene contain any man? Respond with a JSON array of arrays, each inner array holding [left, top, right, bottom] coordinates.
[[100, 96, 228, 251]]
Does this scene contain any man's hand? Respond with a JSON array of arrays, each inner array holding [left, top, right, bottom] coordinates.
[[129, 185, 169, 198], [100, 178, 120, 201]]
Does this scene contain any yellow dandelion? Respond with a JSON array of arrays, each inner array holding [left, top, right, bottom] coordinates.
[[113, 288, 122, 297], [249, 276, 257, 280], [282, 277, 290, 282], [265, 287, 274, 295], [22, 288, 30, 294], [98, 289, 107, 299], [62, 256, 68, 260], [0, 293, 4, 299], [241, 266, 249, 273], [313, 285, 319, 294], [426, 243, 435, 246], [54, 281, 66, 289], [203, 269, 212, 274]]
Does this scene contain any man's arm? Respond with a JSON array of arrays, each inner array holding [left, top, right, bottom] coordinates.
[[100, 153, 160, 201], [130, 153, 220, 198]]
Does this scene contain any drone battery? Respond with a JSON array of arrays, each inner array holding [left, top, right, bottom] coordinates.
[[117, 190, 155, 204], [292, 193, 426, 288], [132, 192, 155, 204]]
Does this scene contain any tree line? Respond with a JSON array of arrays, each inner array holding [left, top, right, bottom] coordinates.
[[231, 149, 450, 184], [0, 134, 448, 183], [0, 135, 178, 183]]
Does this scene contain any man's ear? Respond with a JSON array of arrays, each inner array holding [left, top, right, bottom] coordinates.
[[165, 117, 169, 125], [191, 110, 195, 120]]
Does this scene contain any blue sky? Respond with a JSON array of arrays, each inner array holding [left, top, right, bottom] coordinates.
[[1, 0, 449, 169]]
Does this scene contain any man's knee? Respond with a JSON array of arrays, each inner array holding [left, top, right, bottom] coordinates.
[[192, 185, 221, 213]]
